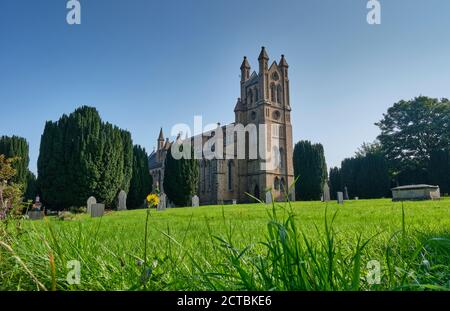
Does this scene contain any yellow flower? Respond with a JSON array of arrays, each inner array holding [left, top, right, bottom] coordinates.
[[146, 194, 159, 207]]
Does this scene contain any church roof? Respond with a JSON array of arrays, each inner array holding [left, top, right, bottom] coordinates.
[[148, 151, 161, 169], [234, 98, 244, 112]]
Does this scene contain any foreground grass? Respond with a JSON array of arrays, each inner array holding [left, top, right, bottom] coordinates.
[[1, 199, 449, 291]]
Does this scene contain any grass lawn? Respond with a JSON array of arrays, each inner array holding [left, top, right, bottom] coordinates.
[[1, 198, 449, 291]]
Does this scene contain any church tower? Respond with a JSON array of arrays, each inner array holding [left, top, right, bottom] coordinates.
[[234, 47, 295, 202]]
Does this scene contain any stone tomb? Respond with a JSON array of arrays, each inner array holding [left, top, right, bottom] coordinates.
[[337, 192, 344, 204], [265, 191, 273, 204], [87, 196, 96, 214], [157, 193, 167, 211], [90, 203, 105, 218], [28, 211, 45, 220], [344, 187, 349, 200], [322, 183, 331, 202], [118, 190, 127, 211], [192, 195, 199, 207], [391, 184, 440, 201]]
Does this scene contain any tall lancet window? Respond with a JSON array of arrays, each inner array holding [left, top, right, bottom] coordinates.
[[277, 85, 282, 103], [227, 160, 233, 191], [280, 178, 286, 193], [271, 83, 276, 102], [254, 88, 259, 102]]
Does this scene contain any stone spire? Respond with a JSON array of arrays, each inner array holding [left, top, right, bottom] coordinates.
[[240, 56, 251, 82], [157, 127, 164, 150], [258, 46, 269, 61], [279, 54, 289, 68]]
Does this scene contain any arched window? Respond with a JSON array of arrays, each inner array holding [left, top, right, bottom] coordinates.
[[280, 178, 286, 193], [248, 89, 253, 104], [274, 177, 280, 190], [277, 85, 282, 103], [227, 160, 233, 191], [273, 146, 280, 169], [270, 84, 276, 102], [254, 88, 259, 102]]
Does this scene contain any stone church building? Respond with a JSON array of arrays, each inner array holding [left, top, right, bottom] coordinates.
[[148, 47, 295, 205]]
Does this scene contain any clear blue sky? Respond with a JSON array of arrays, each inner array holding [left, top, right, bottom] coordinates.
[[1, 0, 449, 174]]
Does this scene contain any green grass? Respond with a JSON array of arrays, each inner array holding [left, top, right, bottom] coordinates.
[[1, 199, 449, 291]]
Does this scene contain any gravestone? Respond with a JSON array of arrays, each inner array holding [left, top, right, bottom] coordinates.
[[157, 193, 166, 211], [355, 197, 359, 201], [192, 195, 199, 207], [90, 203, 105, 217], [118, 190, 127, 211], [232, 199, 237, 205], [344, 187, 349, 200], [87, 196, 96, 214], [337, 192, 344, 204], [265, 191, 273, 204], [28, 211, 45, 220], [322, 183, 331, 202]]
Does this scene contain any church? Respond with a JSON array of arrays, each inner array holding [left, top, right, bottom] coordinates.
[[148, 47, 295, 205]]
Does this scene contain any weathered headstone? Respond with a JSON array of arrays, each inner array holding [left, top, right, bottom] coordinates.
[[90, 203, 105, 218], [118, 190, 127, 211], [355, 197, 359, 201], [344, 187, 349, 200], [337, 192, 344, 204], [87, 196, 96, 214], [232, 199, 237, 205], [322, 183, 331, 202], [265, 191, 273, 204], [191, 195, 199, 207], [27, 211, 45, 220], [157, 193, 166, 211]]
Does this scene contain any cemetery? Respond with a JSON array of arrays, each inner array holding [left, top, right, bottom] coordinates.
[[0, 2, 449, 294]]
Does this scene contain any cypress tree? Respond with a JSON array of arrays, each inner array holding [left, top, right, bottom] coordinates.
[[293, 140, 327, 201], [329, 167, 342, 200], [0, 136, 30, 186], [37, 106, 134, 210], [163, 144, 199, 207], [24, 171, 37, 200], [340, 153, 390, 199], [128, 145, 153, 209]]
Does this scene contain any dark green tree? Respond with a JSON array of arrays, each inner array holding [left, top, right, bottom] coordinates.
[[37, 106, 134, 210], [24, 171, 37, 200], [429, 149, 450, 195], [128, 145, 153, 209], [329, 167, 342, 200], [293, 140, 327, 201], [340, 142, 391, 199], [0, 136, 30, 186], [376, 96, 450, 185], [163, 143, 199, 207]]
